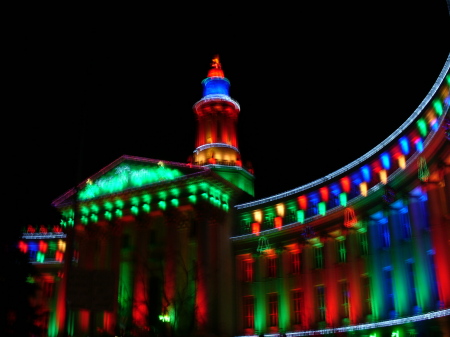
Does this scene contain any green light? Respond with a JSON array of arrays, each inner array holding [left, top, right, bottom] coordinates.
[[115, 209, 123, 217], [105, 211, 112, 220], [90, 214, 98, 222], [416, 118, 428, 137], [142, 194, 151, 203], [158, 200, 167, 210], [188, 195, 197, 203], [339, 192, 347, 207], [158, 191, 168, 200], [159, 314, 170, 322], [81, 206, 89, 216], [170, 187, 180, 197], [222, 203, 229, 212], [37, 251, 45, 263], [130, 196, 140, 206], [81, 216, 88, 225], [318, 201, 326, 216], [188, 184, 198, 194], [201, 192, 208, 199], [78, 163, 183, 200], [142, 203, 150, 212], [433, 99, 443, 116], [171, 198, 179, 207], [296, 210, 305, 223], [104, 201, 114, 211], [131, 205, 139, 215], [115, 199, 125, 209], [90, 204, 100, 213]]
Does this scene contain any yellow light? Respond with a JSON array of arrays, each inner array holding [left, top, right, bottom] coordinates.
[[360, 182, 368, 197], [253, 210, 262, 223], [379, 169, 388, 184], [398, 155, 406, 169], [276, 203, 285, 217], [58, 239, 66, 252]]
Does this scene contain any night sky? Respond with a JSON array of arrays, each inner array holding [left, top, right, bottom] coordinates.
[[8, 2, 450, 230]]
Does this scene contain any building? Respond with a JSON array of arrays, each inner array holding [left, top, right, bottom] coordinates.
[[20, 52, 449, 337]]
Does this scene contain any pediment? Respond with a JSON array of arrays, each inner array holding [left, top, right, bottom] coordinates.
[[52, 155, 209, 206]]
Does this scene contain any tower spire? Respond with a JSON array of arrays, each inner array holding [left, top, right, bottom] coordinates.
[[192, 55, 254, 196]]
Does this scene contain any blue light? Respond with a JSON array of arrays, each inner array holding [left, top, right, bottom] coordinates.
[[399, 136, 410, 155], [380, 152, 391, 170], [415, 138, 424, 153], [361, 165, 371, 182], [202, 77, 230, 97]]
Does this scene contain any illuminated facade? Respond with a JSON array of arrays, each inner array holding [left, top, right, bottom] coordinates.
[[20, 54, 449, 337]]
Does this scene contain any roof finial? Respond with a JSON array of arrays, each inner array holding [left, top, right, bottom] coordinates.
[[211, 55, 221, 69], [207, 54, 224, 78]]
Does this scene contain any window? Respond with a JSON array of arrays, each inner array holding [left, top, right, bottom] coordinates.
[[42, 280, 55, 298], [379, 219, 390, 248], [427, 250, 440, 308], [316, 286, 326, 321], [268, 293, 278, 327], [400, 209, 412, 240], [406, 260, 417, 308], [263, 217, 274, 231], [307, 203, 318, 217], [243, 259, 253, 282], [362, 276, 372, 315], [267, 256, 277, 278], [292, 289, 304, 325], [359, 231, 368, 255], [340, 281, 349, 318], [337, 239, 346, 263], [384, 267, 395, 316], [243, 296, 255, 329], [285, 209, 296, 223], [148, 229, 156, 245], [314, 246, 323, 269], [291, 251, 301, 274]]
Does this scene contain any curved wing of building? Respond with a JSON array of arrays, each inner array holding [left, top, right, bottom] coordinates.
[[232, 54, 450, 336]]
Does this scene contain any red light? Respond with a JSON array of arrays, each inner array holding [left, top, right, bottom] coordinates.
[[251, 222, 260, 236], [18, 241, 28, 254], [340, 177, 351, 193], [319, 187, 329, 202], [274, 217, 282, 230], [39, 240, 48, 253], [298, 195, 308, 210]]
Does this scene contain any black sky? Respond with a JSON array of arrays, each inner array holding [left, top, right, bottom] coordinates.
[[8, 2, 450, 229]]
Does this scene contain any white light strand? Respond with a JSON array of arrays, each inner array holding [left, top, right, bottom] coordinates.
[[234, 309, 450, 337], [235, 54, 450, 210]]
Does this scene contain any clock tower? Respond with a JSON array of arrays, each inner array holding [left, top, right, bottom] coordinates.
[[192, 56, 254, 196]]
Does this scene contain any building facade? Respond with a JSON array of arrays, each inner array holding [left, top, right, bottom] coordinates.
[[20, 52, 449, 337]]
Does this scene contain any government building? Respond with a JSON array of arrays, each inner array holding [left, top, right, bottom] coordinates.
[[19, 52, 450, 337]]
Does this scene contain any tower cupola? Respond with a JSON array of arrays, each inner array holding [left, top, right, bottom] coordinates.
[[192, 55, 254, 196]]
